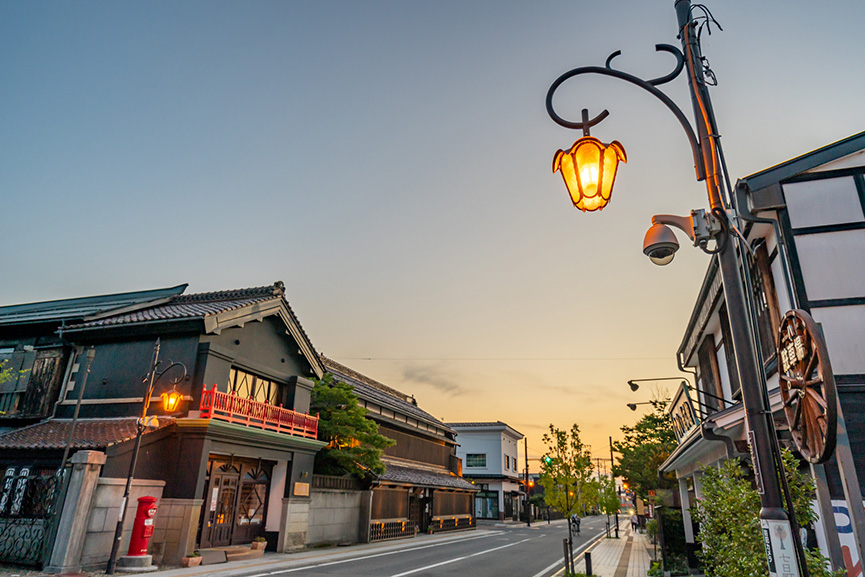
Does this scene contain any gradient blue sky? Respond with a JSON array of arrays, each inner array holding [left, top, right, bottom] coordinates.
[[2, 1, 864, 464]]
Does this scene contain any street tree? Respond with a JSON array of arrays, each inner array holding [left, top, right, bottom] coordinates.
[[612, 399, 677, 500], [598, 475, 620, 518], [310, 373, 395, 477], [539, 423, 594, 564]]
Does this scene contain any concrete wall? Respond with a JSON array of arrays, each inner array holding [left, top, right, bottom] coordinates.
[[278, 498, 309, 552], [307, 488, 362, 545], [150, 498, 202, 567], [80, 478, 165, 570]]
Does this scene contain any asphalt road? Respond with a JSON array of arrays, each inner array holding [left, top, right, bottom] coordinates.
[[240, 516, 611, 577]]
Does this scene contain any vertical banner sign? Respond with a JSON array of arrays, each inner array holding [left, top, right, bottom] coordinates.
[[749, 430, 765, 495], [762, 518, 801, 577]]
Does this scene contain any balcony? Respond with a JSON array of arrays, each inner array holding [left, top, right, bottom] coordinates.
[[199, 384, 319, 439]]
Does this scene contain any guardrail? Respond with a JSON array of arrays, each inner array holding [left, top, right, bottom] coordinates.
[[199, 384, 318, 439]]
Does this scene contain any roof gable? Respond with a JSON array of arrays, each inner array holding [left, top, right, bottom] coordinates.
[[63, 281, 324, 377], [738, 130, 865, 194]]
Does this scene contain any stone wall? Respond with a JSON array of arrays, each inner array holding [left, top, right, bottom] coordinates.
[[150, 498, 202, 566], [307, 488, 363, 545], [79, 478, 165, 570]]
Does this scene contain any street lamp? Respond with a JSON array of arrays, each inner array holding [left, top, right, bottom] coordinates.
[[545, 2, 805, 575], [628, 378, 732, 409], [553, 119, 627, 212], [106, 338, 189, 574], [627, 402, 653, 412]]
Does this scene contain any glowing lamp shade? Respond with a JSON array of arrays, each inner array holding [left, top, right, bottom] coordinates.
[[161, 388, 183, 413], [553, 136, 626, 212]]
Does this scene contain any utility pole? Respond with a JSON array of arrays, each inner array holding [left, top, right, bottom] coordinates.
[[525, 437, 531, 527], [610, 436, 619, 538]]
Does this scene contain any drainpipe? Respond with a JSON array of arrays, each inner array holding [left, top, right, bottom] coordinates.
[[700, 421, 740, 460]]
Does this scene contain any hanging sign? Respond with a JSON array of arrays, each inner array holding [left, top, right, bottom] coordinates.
[[667, 382, 699, 443], [777, 309, 837, 464]]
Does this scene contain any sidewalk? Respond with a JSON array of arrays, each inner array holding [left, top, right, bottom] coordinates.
[[566, 521, 653, 577]]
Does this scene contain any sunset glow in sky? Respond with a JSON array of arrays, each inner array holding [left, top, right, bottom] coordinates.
[[3, 1, 864, 466]]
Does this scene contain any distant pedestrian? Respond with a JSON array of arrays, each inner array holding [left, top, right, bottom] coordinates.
[[631, 514, 638, 531]]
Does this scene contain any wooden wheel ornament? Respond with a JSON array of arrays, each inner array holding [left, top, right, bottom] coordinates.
[[777, 309, 837, 464]]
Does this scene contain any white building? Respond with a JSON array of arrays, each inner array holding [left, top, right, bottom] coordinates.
[[657, 130, 865, 573], [447, 422, 524, 520]]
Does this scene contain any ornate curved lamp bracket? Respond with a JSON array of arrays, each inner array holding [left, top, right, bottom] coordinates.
[[546, 43, 705, 181]]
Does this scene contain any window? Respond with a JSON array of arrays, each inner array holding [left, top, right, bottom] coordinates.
[[228, 368, 281, 405], [747, 242, 782, 372], [717, 306, 741, 399], [466, 454, 486, 468], [505, 455, 510, 469]]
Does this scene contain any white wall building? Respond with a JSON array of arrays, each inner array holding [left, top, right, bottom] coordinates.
[[657, 131, 865, 573], [447, 422, 523, 520]]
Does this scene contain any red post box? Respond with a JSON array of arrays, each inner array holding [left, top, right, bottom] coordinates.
[[127, 496, 158, 556]]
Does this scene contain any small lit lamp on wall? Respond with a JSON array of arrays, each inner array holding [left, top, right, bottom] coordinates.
[[552, 109, 626, 212], [160, 385, 193, 414]]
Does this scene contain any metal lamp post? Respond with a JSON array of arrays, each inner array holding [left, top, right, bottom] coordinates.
[[545, 2, 805, 575], [106, 339, 188, 575]]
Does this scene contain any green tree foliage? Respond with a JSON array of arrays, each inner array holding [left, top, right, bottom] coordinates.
[[695, 450, 843, 577], [599, 475, 620, 517], [539, 424, 594, 517], [612, 400, 677, 500], [310, 373, 395, 477]]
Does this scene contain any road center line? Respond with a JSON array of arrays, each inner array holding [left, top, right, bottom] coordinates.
[[264, 531, 502, 575], [389, 537, 534, 577]]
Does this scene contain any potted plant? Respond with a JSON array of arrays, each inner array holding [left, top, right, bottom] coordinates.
[[252, 536, 267, 551], [181, 551, 201, 567]]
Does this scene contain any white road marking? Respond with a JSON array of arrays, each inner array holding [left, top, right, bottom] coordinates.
[[530, 557, 565, 577], [263, 531, 502, 575], [388, 537, 534, 577]]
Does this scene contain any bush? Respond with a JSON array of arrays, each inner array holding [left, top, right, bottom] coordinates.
[[694, 450, 843, 577]]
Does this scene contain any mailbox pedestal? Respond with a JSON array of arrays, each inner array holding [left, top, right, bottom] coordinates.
[[117, 496, 159, 572]]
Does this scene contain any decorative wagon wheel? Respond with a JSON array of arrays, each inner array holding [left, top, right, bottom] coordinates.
[[777, 309, 837, 464]]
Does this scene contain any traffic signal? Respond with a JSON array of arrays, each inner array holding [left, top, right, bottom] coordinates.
[[543, 456, 552, 465]]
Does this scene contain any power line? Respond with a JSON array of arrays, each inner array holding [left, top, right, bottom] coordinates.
[[336, 356, 671, 362]]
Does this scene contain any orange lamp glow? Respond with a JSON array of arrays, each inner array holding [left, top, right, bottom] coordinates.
[[553, 136, 626, 212], [161, 388, 183, 413]]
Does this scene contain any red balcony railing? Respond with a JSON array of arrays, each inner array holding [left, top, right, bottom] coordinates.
[[199, 384, 319, 439]]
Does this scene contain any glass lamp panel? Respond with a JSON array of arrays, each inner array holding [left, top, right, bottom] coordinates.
[[162, 391, 180, 412], [573, 140, 601, 205]]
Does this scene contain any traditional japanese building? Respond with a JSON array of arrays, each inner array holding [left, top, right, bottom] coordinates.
[[0, 282, 326, 568], [321, 357, 477, 539]]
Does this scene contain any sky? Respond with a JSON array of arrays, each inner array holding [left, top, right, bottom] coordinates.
[[2, 1, 865, 468]]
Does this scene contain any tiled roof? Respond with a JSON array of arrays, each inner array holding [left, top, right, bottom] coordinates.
[[0, 418, 175, 450], [0, 285, 188, 326], [321, 356, 451, 432], [69, 283, 286, 328], [378, 461, 478, 491]]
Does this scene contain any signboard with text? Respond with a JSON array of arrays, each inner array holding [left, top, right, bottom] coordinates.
[[667, 382, 699, 443]]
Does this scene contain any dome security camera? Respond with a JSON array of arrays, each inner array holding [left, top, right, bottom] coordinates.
[[643, 222, 680, 265]]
